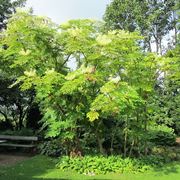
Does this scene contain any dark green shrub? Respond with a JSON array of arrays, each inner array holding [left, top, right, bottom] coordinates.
[[152, 146, 180, 161], [38, 139, 66, 157], [148, 125, 176, 146]]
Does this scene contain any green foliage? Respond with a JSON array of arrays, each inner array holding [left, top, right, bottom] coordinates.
[[0, 74, 33, 130], [88, 81, 141, 120], [57, 155, 168, 175], [104, 0, 178, 53], [153, 43, 180, 135], [152, 146, 180, 162], [0, 0, 26, 30], [1, 10, 66, 76], [38, 139, 66, 157], [148, 125, 176, 146], [1, 10, 178, 158]]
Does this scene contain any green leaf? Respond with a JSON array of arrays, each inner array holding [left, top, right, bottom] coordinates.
[[87, 111, 99, 122]]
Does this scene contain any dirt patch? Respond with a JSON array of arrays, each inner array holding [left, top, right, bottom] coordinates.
[[176, 137, 180, 144], [0, 153, 32, 167]]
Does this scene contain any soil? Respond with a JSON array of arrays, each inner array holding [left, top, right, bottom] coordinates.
[[0, 152, 32, 167], [176, 137, 180, 144]]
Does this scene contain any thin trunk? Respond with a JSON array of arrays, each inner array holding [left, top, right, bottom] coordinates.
[[173, 11, 177, 45], [96, 122, 106, 155], [124, 130, 127, 157], [155, 37, 159, 54], [19, 108, 23, 130], [97, 136, 105, 155], [159, 38, 162, 55], [129, 139, 135, 157], [174, 26, 177, 45], [144, 105, 148, 156], [17, 103, 24, 130], [153, 24, 159, 54], [124, 116, 128, 157], [135, 110, 140, 157], [110, 132, 115, 155], [148, 39, 152, 52]]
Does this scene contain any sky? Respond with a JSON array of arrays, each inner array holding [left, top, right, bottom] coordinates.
[[26, 0, 111, 24]]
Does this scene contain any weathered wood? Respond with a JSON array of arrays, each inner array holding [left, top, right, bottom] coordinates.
[[0, 143, 35, 148], [0, 135, 38, 141], [0, 140, 7, 143]]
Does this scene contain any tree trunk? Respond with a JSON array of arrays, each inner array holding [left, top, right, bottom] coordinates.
[[95, 121, 106, 155], [124, 129, 127, 157], [97, 136, 105, 155], [129, 139, 135, 157], [19, 110, 23, 130], [144, 105, 148, 156], [173, 10, 177, 45], [159, 37, 162, 55], [155, 37, 159, 54], [110, 132, 115, 155], [124, 116, 128, 157], [148, 39, 152, 52], [17, 104, 24, 130]]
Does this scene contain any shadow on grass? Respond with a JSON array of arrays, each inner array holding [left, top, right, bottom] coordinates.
[[34, 179, 112, 180], [0, 155, 58, 180], [0, 154, 180, 180], [0, 155, 113, 180], [151, 162, 180, 177]]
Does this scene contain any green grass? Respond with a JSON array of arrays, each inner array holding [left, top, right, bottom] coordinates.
[[0, 155, 180, 180]]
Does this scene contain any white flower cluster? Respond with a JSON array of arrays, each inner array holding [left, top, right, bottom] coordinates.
[[96, 34, 112, 46], [68, 28, 83, 37], [24, 69, 36, 77], [19, 49, 31, 56], [108, 76, 121, 83], [45, 68, 55, 75]]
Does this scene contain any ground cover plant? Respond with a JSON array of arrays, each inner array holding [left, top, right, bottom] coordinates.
[[57, 155, 167, 174]]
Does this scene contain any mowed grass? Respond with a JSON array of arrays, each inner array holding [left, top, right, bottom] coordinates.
[[0, 155, 180, 180]]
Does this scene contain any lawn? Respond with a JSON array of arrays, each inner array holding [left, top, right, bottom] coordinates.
[[0, 155, 180, 180]]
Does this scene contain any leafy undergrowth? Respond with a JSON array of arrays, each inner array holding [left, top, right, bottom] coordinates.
[[0, 155, 180, 180], [57, 155, 174, 175]]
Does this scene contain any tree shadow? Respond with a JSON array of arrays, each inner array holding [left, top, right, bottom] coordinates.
[[1, 154, 180, 180], [151, 162, 180, 177], [34, 179, 112, 180], [0, 155, 113, 180]]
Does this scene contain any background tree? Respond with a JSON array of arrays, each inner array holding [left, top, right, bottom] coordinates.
[[0, 0, 27, 130], [0, 0, 26, 30], [155, 38, 180, 135], [0, 10, 67, 131], [104, 0, 179, 54], [0, 73, 34, 130]]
